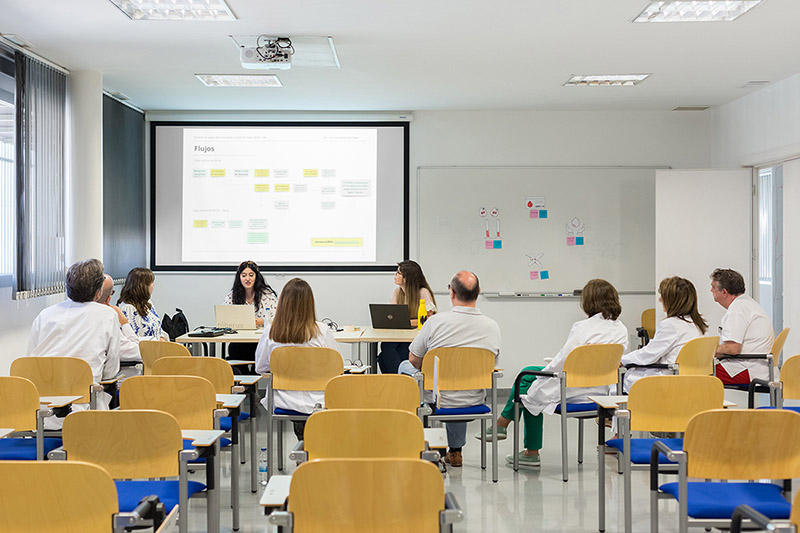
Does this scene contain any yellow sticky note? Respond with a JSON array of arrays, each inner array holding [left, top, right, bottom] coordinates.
[[303, 169, 319, 177], [275, 184, 290, 192], [193, 220, 208, 228], [254, 184, 269, 192], [210, 169, 225, 177], [254, 169, 270, 177]]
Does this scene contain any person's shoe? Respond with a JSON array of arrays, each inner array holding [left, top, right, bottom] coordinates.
[[444, 451, 463, 467], [506, 451, 541, 467], [475, 426, 507, 442]]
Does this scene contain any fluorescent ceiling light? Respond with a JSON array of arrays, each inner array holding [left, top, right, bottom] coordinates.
[[633, 1, 762, 22], [564, 74, 650, 87], [107, 0, 236, 20], [196, 74, 282, 87]]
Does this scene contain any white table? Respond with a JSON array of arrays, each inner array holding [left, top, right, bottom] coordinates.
[[334, 326, 420, 372], [181, 429, 224, 533], [0, 428, 14, 439]]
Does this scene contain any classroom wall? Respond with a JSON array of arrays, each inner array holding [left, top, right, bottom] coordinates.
[[711, 74, 800, 360], [0, 106, 712, 381], [149, 109, 712, 386]]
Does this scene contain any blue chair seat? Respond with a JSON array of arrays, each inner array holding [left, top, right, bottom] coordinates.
[[434, 404, 491, 416], [605, 438, 683, 464], [219, 412, 251, 431], [0, 437, 62, 460], [182, 438, 232, 464], [274, 408, 310, 417], [660, 482, 790, 519], [115, 479, 205, 513], [554, 402, 596, 414], [758, 406, 800, 414]]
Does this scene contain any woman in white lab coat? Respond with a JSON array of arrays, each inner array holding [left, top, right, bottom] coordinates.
[[255, 277, 340, 441], [620, 276, 708, 392], [478, 279, 628, 467]]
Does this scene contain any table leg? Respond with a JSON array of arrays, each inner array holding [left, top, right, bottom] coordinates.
[[249, 385, 258, 493], [231, 409, 240, 531]]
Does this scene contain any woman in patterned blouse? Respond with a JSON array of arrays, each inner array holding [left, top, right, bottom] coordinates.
[[117, 267, 167, 340]]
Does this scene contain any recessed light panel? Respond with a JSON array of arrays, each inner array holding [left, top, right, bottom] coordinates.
[[196, 74, 282, 87], [633, 1, 762, 22], [108, 0, 236, 20], [564, 74, 650, 87]]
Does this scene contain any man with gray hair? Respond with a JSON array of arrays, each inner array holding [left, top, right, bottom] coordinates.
[[27, 259, 121, 409], [399, 270, 501, 467], [710, 268, 774, 385]]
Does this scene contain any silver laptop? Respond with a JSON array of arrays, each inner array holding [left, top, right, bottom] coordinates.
[[369, 303, 415, 329], [214, 304, 257, 330]]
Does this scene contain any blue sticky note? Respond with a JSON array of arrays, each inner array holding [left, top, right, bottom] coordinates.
[[576, 236, 584, 245], [493, 240, 502, 249], [540, 270, 549, 280], [539, 209, 548, 219]]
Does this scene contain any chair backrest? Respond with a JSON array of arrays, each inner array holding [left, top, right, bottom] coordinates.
[[561, 344, 624, 387], [641, 308, 656, 339], [627, 375, 724, 432], [684, 409, 800, 480], [675, 336, 719, 376], [152, 355, 234, 394], [289, 458, 444, 532], [62, 409, 182, 479], [0, 376, 40, 431], [780, 354, 800, 400], [304, 409, 425, 460], [325, 374, 420, 413], [139, 340, 191, 375], [271, 347, 343, 391], [10, 356, 93, 403], [771, 327, 791, 366], [0, 461, 118, 533], [120, 375, 216, 430], [420, 347, 495, 391]]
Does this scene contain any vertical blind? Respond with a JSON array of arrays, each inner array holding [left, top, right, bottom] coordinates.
[[14, 51, 67, 299], [758, 167, 773, 283]]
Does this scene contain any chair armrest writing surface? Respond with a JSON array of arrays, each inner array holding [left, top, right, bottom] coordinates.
[[99, 376, 121, 385], [424, 427, 447, 449], [182, 430, 224, 447], [588, 395, 627, 410], [216, 394, 246, 409], [513, 370, 557, 402], [260, 475, 292, 510], [39, 395, 82, 408], [233, 375, 261, 386]]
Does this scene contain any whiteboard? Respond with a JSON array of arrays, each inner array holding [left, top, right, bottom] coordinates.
[[417, 167, 657, 294]]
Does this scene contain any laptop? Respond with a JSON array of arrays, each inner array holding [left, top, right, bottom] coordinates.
[[369, 303, 415, 329], [214, 304, 257, 331]]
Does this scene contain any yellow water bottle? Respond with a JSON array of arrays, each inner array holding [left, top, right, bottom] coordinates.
[[418, 299, 427, 329]]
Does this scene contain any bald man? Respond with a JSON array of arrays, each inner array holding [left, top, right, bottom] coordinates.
[[399, 270, 501, 467]]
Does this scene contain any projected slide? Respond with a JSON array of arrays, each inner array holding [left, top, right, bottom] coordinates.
[[181, 127, 378, 263]]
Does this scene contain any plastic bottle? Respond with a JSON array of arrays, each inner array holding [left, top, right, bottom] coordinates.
[[418, 298, 427, 329], [258, 447, 268, 486]]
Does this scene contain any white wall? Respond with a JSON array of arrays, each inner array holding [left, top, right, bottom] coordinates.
[[711, 74, 800, 360], [0, 108, 712, 384]]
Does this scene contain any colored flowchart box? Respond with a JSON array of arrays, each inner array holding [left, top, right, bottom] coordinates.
[[576, 236, 584, 245], [539, 210, 548, 218], [530, 271, 539, 280], [567, 237, 575, 246], [540, 270, 550, 280], [493, 240, 502, 249]]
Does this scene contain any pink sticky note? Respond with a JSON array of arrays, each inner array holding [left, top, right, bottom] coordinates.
[[485, 240, 494, 249], [567, 237, 576, 246], [530, 271, 539, 280], [529, 210, 539, 219]]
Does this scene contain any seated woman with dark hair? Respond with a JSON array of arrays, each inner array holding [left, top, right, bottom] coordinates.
[[478, 279, 629, 467], [254, 277, 341, 441], [224, 260, 278, 369], [117, 267, 168, 341]]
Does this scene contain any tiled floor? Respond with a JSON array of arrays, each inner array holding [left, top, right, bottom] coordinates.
[[175, 399, 693, 533]]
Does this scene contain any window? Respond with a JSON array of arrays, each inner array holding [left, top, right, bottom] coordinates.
[[0, 45, 14, 286]]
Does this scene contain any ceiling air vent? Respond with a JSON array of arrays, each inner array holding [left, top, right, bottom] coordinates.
[[672, 106, 710, 111], [738, 81, 770, 89]]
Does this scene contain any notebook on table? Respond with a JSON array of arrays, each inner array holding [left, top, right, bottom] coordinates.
[[214, 304, 257, 331], [368, 304, 415, 330]]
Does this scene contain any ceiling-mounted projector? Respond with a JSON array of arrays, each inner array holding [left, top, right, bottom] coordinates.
[[240, 36, 294, 70]]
